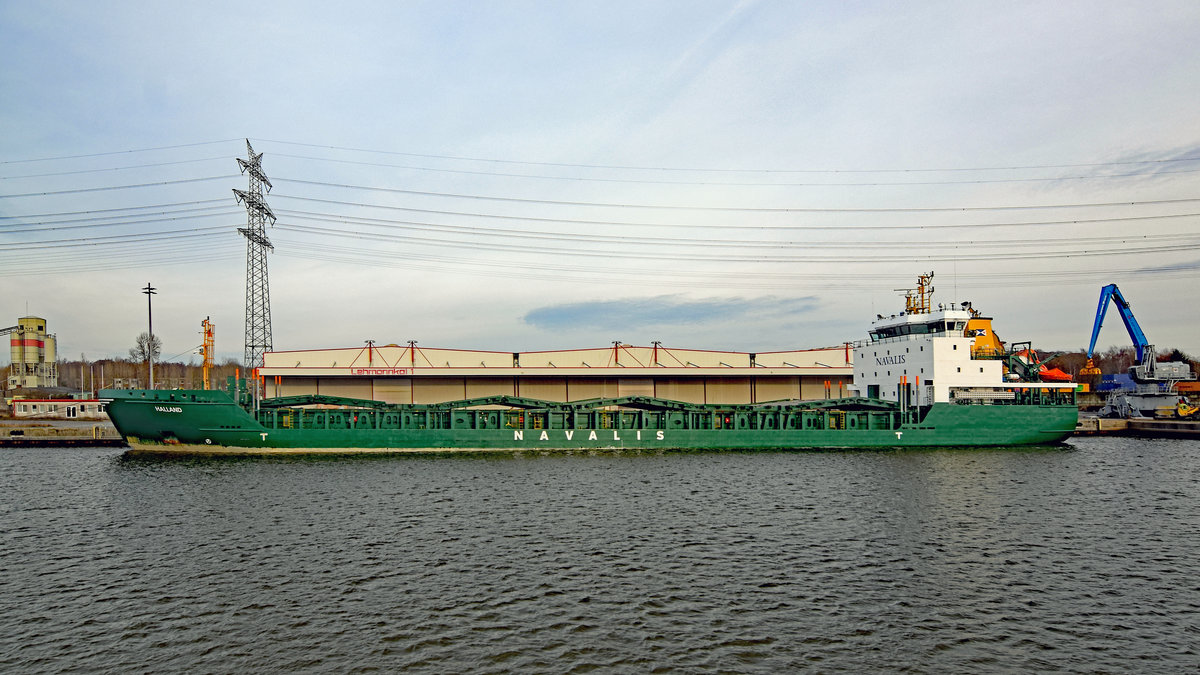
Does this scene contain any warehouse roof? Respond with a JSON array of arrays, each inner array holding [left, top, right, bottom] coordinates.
[[261, 343, 853, 378]]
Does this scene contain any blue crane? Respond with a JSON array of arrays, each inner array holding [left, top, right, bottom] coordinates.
[[1086, 284, 1151, 363], [1083, 285, 1197, 413]]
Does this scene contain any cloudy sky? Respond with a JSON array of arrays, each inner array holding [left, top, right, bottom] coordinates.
[[2, 0, 1198, 366]]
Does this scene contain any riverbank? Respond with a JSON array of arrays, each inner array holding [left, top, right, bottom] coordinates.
[[0, 419, 125, 447], [1075, 416, 1200, 438]]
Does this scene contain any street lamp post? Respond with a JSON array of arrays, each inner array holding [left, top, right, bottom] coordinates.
[[143, 282, 156, 390]]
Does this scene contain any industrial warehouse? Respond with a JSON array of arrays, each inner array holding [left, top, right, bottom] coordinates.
[[258, 342, 854, 405]]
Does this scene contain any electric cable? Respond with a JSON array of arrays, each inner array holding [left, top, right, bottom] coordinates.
[[0, 139, 242, 165], [0, 156, 232, 180], [273, 210, 1200, 251], [267, 151, 1200, 187], [271, 194, 1200, 232], [272, 177, 1200, 213], [0, 175, 238, 198], [254, 138, 1200, 174]]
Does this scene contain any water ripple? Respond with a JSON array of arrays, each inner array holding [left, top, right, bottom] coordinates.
[[1, 438, 1198, 672]]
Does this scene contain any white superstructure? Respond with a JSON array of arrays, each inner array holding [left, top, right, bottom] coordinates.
[[853, 306, 1001, 404], [850, 273, 1073, 405]]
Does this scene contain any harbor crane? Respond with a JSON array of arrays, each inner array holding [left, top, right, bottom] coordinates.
[[1080, 284, 1193, 383], [1081, 284, 1194, 417], [1081, 283, 1194, 382], [1081, 284, 1151, 378]]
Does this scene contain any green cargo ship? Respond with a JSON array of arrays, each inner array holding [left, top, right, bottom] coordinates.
[[101, 385, 1076, 455], [101, 273, 1076, 454]]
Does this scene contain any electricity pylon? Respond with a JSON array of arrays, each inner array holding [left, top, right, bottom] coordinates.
[[233, 139, 276, 372]]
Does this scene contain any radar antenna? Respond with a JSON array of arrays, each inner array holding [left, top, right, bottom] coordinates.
[[896, 271, 935, 314]]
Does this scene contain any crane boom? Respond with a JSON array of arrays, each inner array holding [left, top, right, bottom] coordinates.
[[201, 317, 215, 390], [1086, 284, 1150, 362], [1083, 284, 1196, 414]]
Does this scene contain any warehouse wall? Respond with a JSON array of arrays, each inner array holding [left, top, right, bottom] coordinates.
[[278, 377, 318, 397], [413, 378, 467, 404], [518, 378, 566, 400], [317, 378, 372, 400], [753, 377, 800, 403], [465, 377, 516, 399], [373, 378, 412, 404], [652, 378, 707, 403], [286, 374, 843, 405], [563, 378, 620, 401]]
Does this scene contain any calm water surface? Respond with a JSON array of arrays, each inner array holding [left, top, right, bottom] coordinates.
[[2, 437, 1198, 673]]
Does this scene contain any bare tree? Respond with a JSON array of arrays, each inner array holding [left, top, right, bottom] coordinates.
[[129, 332, 162, 363], [1097, 346, 1136, 375]]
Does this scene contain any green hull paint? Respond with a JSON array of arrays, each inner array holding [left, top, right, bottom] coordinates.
[[101, 388, 1077, 455]]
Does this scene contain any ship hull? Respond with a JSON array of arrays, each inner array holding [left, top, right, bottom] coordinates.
[[102, 389, 1076, 455]]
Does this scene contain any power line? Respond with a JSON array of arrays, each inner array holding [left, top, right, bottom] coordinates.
[[274, 240, 1200, 290], [2, 239, 241, 263], [0, 247, 242, 277], [273, 210, 1200, 251], [272, 194, 1200, 232], [0, 199, 228, 220], [0, 139, 242, 165], [0, 156, 231, 180], [1, 207, 241, 234], [0, 227, 231, 250], [6, 136, 1196, 177], [269, 151, 1200, 187], [255, 138, 1200, 174], [273, 221, 1200, 263], [272, 177, 1200, 213], [0, 176, 238, 199], [0, 233, 241, 259]]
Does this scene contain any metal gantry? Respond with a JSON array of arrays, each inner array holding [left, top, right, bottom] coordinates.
[[233, 139, 276, 371]]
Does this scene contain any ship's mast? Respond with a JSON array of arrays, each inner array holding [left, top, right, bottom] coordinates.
[[900, 271, 935, 314]]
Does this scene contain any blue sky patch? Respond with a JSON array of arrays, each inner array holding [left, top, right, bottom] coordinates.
[[524, 295, 820, 331]]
